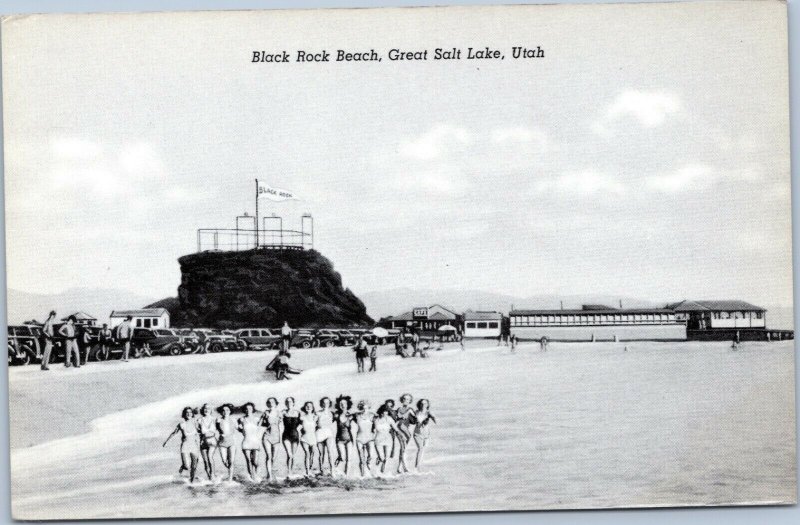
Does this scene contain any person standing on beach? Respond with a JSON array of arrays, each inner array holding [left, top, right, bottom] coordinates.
[[281, 321, 292, 353], [98, 324, 112, 361], [116, 316, 133, 362], [354, 336, 368, 373], [40, 310, 56, 370], [58, 316, 80, 368], [369, 345, 378, 372], [81, 325, 93, 364]]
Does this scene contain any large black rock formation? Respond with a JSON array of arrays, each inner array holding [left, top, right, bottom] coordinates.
[[147, 249, 373, 329]]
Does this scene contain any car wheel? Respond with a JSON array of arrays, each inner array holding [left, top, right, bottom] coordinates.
[[210, 343, 223, 353], [325, 340, 335, 348], [8, 345, 15, 366], [238, 341, 249, 352], [301, 340, 311, 349], [168, 344, 182, 356]]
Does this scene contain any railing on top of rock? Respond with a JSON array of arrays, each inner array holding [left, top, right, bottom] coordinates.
[[196, 214, 314, 253]]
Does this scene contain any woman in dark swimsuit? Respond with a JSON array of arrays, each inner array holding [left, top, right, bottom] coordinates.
[[334, 395, 355, 477], [395, 393, 416, 474], [281, 397, 301, 477]]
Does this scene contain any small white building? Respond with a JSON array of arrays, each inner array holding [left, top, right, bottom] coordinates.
[[463, 310, 503, 338], [110, 308, 170, 329]]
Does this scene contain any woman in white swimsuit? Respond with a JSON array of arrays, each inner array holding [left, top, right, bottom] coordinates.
[[216, 404, 236, 481], [373, 404, 400, 474], [411, 398, 437, 470], [259, 397, 282, 481], [316, 397, 337, 476], [354, 400, 376, 478], [238, 402, 263, 481], [395, 393, 416, 474], [197, 403, 218, 481], [163, 407, 201, 483], [299, 401, 319, 477]]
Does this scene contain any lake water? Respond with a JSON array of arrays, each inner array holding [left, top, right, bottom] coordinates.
[[9, 341, 797, 519]]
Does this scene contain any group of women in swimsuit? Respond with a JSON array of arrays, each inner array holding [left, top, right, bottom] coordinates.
[[163, 393, 436, 483]]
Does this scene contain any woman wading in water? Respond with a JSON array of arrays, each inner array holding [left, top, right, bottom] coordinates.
[[299, 401, 319, 477], [197, 404, 219, 481], [316, 397, 337, 476], [260, 397, 282, 481], [395, 393, 416, 474], [354, 400, 376, 478], [216, 404, 236, 481], [163, 407, 201, 483], [238, 402, 263, 481], [373, 404, 401, 475], [282, 397, 302, 477], [334, 395, 355, 477], [411, 399, 437, 470]]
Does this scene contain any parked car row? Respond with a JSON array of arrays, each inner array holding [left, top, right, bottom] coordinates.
[[7, 324, 401, 366]]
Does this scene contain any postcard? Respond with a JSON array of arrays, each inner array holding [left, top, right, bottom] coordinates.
[[2, 1, 795, 519]]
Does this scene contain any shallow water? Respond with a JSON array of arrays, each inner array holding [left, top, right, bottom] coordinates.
[[9, 341, 797, 519]]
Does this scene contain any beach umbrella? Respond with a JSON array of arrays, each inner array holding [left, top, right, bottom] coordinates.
[[437, 325, 457, 332], [371, 327, 389, 337]]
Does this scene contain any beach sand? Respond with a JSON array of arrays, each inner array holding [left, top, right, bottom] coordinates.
[[8, 340, 797, 519]]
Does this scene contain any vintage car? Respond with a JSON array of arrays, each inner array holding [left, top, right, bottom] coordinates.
[[234, 328, 281, 351], [130, 328, 187, 357], [191, 328, 240, 353], [290, 329, 317, 349], [332, 329, 358, 346], [7, 324, 43, 365], [313, 329, 342, 347], [172, 328, 202, 353]]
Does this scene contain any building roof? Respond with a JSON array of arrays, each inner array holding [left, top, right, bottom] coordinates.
[[511, 308, 674, 316], [385, 304, 458, 322], [464, 310, 504, 320], [110, 308, 170, 318], [665, 300, 766, 312], [62, 311, 97, 321]]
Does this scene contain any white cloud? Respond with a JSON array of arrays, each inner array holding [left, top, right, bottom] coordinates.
[[491, 126, 546, 145], [537, 171, 627, 195], [51, 137, 104, 159], [398, 125, 470, 160], [645, 165, 715, 193], [606, 90, 682, 128]]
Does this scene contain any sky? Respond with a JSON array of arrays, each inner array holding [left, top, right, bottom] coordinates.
[[2, 1, 793, 307]]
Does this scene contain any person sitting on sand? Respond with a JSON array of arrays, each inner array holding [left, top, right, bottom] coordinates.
[[238, 402, 263, 481], [410, 399, 437, 471], [299, 401, 319, 477], [260, 397, 282, 481], [198, 403, 219, 481], [275, 351, 291, 380], [373, 404, 400, 475], [216, 404, 237, 482], [163, 407, 201, 483], [354, 400, 376, 478], [334, 395, 356, 477], [282, 397, 302, 476]]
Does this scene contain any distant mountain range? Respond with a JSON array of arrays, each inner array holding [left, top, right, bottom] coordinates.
[[5, 288, 159, 325], [5, 286, 795, 330]]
